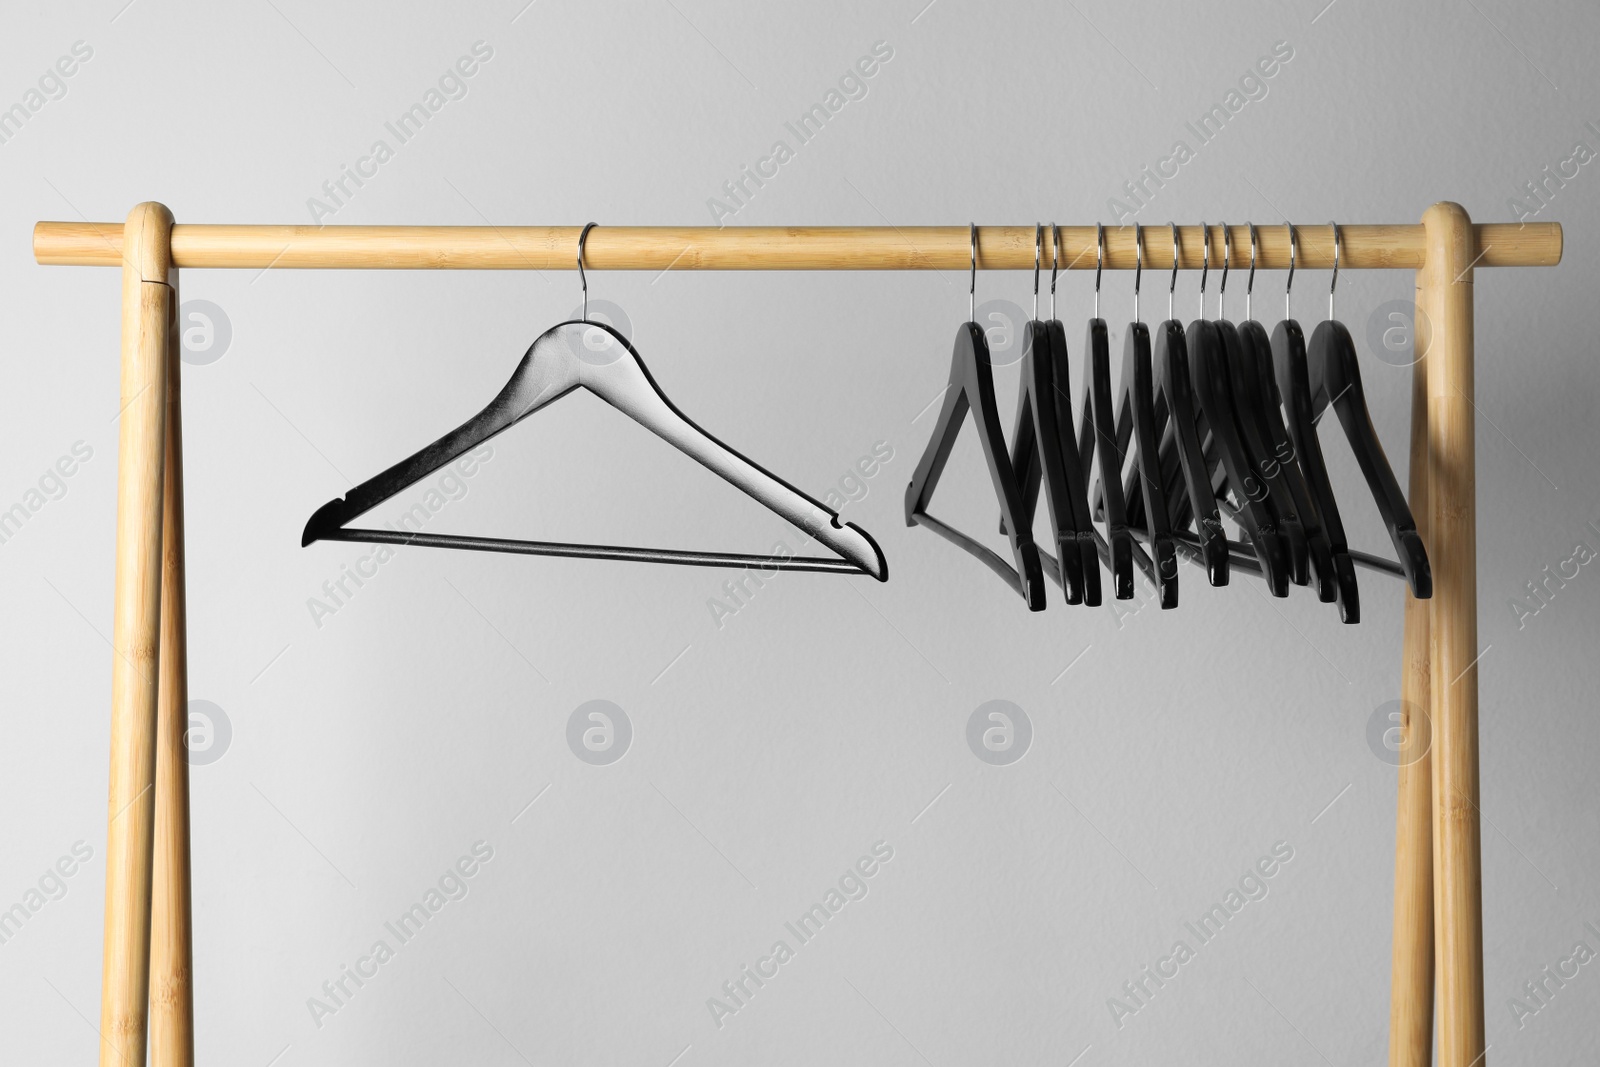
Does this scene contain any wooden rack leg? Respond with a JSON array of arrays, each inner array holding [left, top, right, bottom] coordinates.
[[100, 202, 174, 1067], [1389, 249, 1437, 1067], [1421, 201, 1486, 1067], [150, 267, 194, 1066]]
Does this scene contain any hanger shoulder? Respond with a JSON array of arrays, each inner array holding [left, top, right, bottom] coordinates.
[[1154, 320, 1228, 586], [1005, 344, 1044, 536], [963, 324, 1047, 606], [586, 323, 884, 578], [1043, 320, 1102, 606], [1012, 322, 1086, 602], [1240, 319, 1338, 599], [302, 328, 580, 545], [906, 322, 1044, 607], [1308, 320, 1431, 598], [1272, 318, 1360, 621], [904, 346, 973, 523], [1093, 329, 1138, 516], [1082, 317, 1137, 599], [1188, 318, 1291, 595], [1123, 322, 1177, 606], [1218, 319, 1311, 585]]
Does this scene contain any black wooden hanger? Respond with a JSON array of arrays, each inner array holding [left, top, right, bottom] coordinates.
[[1144, 223, 1229, 586], [1209, 225, 1311, 588], [1234, 224, 1338, 601], [1042, 228, 1104, 605], [304, 223, 886, 580], [1305, 223, 1432, 599], [906, 225, 1045, 608], [1078, 225, 1142, 600], [1271, 224, 1362, 621], [1181, 224, 1293, 596], [1094, 224, 1177, 607], [1004, 225, 1094, 604]]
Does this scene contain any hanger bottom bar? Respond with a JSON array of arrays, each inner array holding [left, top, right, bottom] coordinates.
[[1163, 529, 1407, 580], [321, 527, 869, 574], [910, 511, 1028, 596]]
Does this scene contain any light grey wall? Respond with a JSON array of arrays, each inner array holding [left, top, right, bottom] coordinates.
[[2, 1, 1597, 1064]]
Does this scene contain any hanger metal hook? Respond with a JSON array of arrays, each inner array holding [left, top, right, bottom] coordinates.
[[1198, 222, 1209, 320], [1033, 224, 1043, 322], [969, 222, 977, 322], [1218, 223, 1232, 320], [1050, 223, 1060, 321], [577, 221, 598, 320], [1246, 223, 1258, 321], [1286, 223, 1298, 321], [1168, 222, 1179, 322], [1094, 223, 1104, 319], [1328, 220, 1341, 320], [1132, 223, 1143, 323]]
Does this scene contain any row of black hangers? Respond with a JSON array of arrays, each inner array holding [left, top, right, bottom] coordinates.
[[906, 223, 1431, 623]]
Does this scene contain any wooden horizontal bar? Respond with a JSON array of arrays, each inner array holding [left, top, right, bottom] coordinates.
[[33, 222, 1561, 271]]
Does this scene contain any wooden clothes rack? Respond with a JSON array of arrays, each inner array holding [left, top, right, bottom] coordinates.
[[31, 203, 1563, 1067]]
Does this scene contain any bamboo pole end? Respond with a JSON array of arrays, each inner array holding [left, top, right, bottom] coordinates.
[[122, 202, 174, 285], [1422, 203, 1476, 284], [1549, 221, 1564, 265]]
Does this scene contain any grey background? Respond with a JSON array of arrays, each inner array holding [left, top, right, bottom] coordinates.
[[2, 1, 1597, 1064]]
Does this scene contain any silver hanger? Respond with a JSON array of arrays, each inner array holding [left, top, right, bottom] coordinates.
[[1218, 223, 1232, 320], [1328, 221, 1342, 320], [1133, 222, 1144, 323], [1246, 223, 1258, 321], [1286, 222, 1298, 320], [1168, 222, 1179, 322]]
